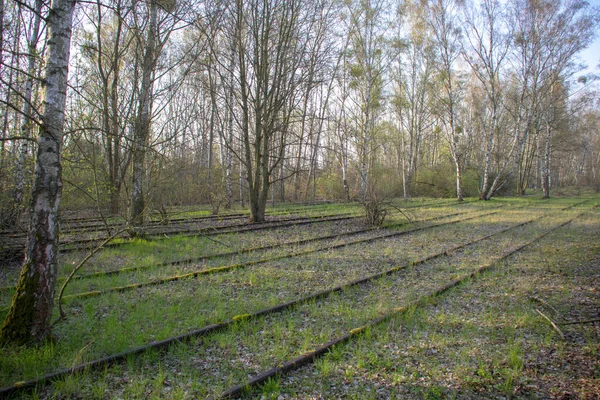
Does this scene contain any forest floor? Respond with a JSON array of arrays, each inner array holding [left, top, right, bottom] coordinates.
[[0, 196, 598, 399]]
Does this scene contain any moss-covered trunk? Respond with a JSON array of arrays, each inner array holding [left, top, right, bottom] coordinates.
[[0, 0, 75, 346]]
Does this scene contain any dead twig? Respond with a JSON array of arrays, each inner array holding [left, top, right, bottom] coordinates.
[[389, 204, 413, 223], [557, 318, 600, 326], [203, 234, 231, 248], [529, 295, 561, 318], [52, 227, 129, 327], [535, 308, 565, 340]]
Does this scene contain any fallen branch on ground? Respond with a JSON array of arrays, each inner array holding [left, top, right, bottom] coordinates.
[[535, 308, 565, 340], [557, 318, 600, 326]]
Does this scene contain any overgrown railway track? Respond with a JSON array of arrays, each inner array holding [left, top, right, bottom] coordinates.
[[215, 211, 589, 399], [0, 204, 488, 300], [0, 199, 594, 398], [0, 199, 475, 259]]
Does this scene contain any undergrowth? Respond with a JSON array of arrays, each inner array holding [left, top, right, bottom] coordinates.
[[0, 196, 597, 399]]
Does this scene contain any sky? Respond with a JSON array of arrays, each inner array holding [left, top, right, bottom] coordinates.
[[580, 0, 600, 74]]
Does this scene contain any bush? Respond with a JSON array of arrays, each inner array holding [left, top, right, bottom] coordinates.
[[315, 170, 353, 201], [410, 162, 456, 198], [362, 198, 388, 226], [461, 168, 481, 198], [407, 163, 483, 199]]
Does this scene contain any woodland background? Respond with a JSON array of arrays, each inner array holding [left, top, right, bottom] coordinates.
[[1, 0, 600, 225]]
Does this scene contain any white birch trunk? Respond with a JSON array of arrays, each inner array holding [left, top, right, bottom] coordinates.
[[15, 0, 43, 206], [0, 0, 75, 345]]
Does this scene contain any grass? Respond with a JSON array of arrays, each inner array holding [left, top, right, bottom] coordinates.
[[269, 204, 599, 399], [0, 196, 597, 399], [0, 203, 485, 304]]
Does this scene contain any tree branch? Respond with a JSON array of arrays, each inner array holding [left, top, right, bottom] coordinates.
[[52, 227, 128, 327], [535, 308, 565, 340], [0, 136, 38, 142]]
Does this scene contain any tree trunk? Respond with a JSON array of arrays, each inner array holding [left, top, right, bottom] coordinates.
[[479, 125, 494, 200], [207, 59, 217, 188], [224, 32, 235, 210], [131, 0, 158, 226], [249, 191, 266, 222], [15, 0, 43, 207], [279, 162, 285, 202], [0, 0, 4, 80], [359, 91, 371, 202], [293, 93, 309, 201], [0, 0, 11, 168], [6, 14, 21, 200], [0, 0, 75, 346], [456, 161, 463, 202], [342, 135, 350, 201], [247, 110, 271, 223], [401, 132, 408, 199], [542, 122, 551, 199], [239, 160, 245, 207]]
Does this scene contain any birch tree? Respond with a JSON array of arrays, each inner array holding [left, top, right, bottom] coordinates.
[[509, 0, 599, 197], [14, 0, 44, 208], [428, 0, 466, 201], [344, 0, 389, 202], [393, 0, 434, 198], [334, 49, 353, 201], [0, 0, 76, 345], [0, 0, 47, 226], [461, 0, 511, 200]]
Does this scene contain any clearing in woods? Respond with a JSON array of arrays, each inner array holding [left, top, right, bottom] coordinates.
[[0, 196, 598, 399]]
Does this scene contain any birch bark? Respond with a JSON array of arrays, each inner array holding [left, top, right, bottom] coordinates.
[[1, 0, 75, 345]]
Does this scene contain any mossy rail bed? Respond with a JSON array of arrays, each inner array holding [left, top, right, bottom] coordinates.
[[0, 199, 476, 293], [0, 198, 598, 399], [0, 206, 491, 323], [1, 198, 469, 257], [56, 197, 472, 252], [0, 206, 491, 306]]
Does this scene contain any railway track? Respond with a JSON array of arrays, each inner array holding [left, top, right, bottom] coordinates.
[[64, 208, 500, 301], [0, 199, 474, 258], [52, 199, 457, 231], [0, 206, 485, 304], [0, 212, 358, 260], [0, 200, 593, 397], [216, 212, 587, 399], [0, 202, 473, 294]]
